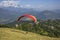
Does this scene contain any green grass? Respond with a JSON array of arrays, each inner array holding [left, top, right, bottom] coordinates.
[[0, 28, 60, 40]]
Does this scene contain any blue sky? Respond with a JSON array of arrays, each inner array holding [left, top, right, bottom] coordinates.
[[0, 0, 60, 10]]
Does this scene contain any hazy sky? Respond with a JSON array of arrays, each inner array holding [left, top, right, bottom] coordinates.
[[0, 0, 60, 10]]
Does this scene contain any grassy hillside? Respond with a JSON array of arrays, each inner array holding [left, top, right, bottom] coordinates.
[[0, 28, 60, 40]]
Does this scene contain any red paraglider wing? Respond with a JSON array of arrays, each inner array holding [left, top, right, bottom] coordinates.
[[17, 15, 25, 21], [27, 15, 37, 22], [17, 14, 37, 22]]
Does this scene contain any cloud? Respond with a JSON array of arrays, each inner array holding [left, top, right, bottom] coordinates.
[[0, 1, 20, 8], [19, 4, 32, 8], [23, 4, 31, 8], [0, 1, 32, 8], [2, 0, 20, 1], [36, 4, 60, 10], [0, 0, 59, 10], [25, 4, 31, 7]]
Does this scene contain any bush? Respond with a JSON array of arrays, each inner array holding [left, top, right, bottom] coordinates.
[[0, 24, 9, 28]]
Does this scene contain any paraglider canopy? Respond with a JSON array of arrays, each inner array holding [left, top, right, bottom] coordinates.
[[17, 14, 37, 23]]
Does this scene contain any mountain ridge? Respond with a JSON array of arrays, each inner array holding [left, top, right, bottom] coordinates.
[[0, 7, 60, 24]]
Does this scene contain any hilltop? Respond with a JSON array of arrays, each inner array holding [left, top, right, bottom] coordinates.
[[0, 28, 60, 40]]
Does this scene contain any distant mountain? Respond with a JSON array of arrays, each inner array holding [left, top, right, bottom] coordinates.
[[0, 7, 60, 24], [0, 7, 36, 24], [38, 10, 60, 20], [0, 8, 18, 24], [53, 9, 60, 13]]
